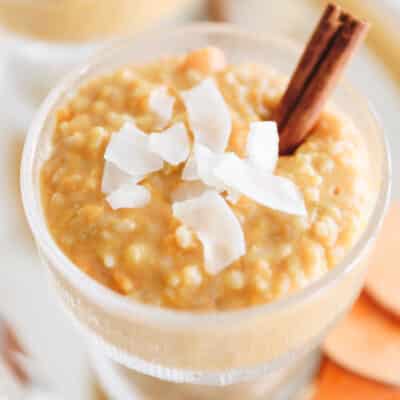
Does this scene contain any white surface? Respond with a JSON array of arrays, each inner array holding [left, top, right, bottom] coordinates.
[[0, 46, 93, 399], [0, 3, 399, 400]]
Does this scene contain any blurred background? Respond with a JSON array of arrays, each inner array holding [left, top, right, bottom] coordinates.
[[0, 0, 398, 398]]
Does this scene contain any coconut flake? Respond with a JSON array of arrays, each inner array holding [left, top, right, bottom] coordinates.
[[182, 150, 198, 181], [182, 144, 229, 190], [226, 189, 241, 204], [102, 161, 145, 194], [181, 78, 231, 153], [247, 121, 279, 172], [181, 145, 241, 202], [214, 154, 307, 216], [106, 184, 150, 210], [104, 122, 163, 176], [193, 144, 227, 190], [173, 191, 245, 275], [171, 181, 208, 202], [149, 122, 190, 165], [148, 86, 175, 129]]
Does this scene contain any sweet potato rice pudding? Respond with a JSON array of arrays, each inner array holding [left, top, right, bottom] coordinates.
[[41, 47, 372, 311]]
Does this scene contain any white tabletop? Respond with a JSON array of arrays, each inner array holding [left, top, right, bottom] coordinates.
[[0, 2, 399, 399]]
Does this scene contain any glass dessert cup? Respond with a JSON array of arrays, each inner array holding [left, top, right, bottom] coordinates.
[[21, 23, 391, 396]]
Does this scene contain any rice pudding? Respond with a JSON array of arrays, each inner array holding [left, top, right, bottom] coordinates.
[[40, 47, 373, 311]]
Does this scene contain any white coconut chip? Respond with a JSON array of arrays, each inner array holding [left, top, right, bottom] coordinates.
[[181, 78, 232, 153], [149, 122, 190, 165], [106, 184, 151, 210], [181, 145, 241, 203], [193, 144, 227, 190], [225, 189, 241, 205], [182, 150, 198, 181], [247, 121, 279, 172], [104, 122, 163, 176], [171, 181, 208, 202], [148, 86, 175, 129], [214, 154, 307, 216], [182, 144, 229, 190], [173, 191, 246, 275], [102, 161, 145, 194]]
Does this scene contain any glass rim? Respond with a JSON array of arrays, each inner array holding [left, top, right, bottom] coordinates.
[[20, 22, 392, 326]]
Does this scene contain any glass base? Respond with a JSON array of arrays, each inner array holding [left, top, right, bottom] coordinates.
[[90, 349, 320, 400]]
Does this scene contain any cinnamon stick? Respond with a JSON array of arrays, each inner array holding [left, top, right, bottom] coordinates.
[[275, 3, 342, 129], [207, 0, 228, 22], [277, 4, 369, 155]]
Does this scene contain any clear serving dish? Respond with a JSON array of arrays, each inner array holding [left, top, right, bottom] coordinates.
[[20, 23, 391, 399]]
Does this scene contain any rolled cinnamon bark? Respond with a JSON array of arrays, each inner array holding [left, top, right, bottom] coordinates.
[[277, 4, 369, 155], [275, 3, 342, 129]]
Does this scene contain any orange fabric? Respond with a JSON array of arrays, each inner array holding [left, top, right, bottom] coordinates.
[[324, 293, 400, 386], [366, 202, 400, 317], [313, 359, 400, 400]]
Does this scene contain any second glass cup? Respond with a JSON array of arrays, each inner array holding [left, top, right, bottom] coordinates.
[[1, 0, 198, 104]]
